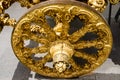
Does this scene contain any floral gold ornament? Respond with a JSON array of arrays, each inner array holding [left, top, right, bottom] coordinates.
[[0, 0, 116, 78], [87, 0, 108, 12]]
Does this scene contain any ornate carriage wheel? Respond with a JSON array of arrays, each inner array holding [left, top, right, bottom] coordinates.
[[11, 0, 112, 78]]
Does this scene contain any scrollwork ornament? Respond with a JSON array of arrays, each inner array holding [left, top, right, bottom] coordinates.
[[88, 0, 108, 12]]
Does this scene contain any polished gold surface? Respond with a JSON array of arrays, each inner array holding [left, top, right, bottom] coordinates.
[[11, 0, 112, 78]]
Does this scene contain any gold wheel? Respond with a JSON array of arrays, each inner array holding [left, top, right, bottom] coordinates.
[[11, 0, 112, 78]]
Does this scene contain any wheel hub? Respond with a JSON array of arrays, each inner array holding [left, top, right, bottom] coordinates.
[[50, 41, 74, 72]]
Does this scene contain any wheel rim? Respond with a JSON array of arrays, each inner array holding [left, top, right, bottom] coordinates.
[[11, 0, 112, 78]]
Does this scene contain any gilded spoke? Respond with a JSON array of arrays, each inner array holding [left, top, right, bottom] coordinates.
[[42, 22, 56, 41], [74, 51, 97, 64], [36, 53, 52, 67], [22, 46, 48, 57], [54, 22, 70, 39], [30, 33, 45, 43], [61, 23, 70, 39], [74, 40, 104, 49], [42, 53, 52, 62], [22, 31, 49, 45], [69, 24, 96, 43], [53, 11, 73, 39], [22, 48, 33, 57], [69, 58, 80, 70], [30, 46, 49, 53]]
